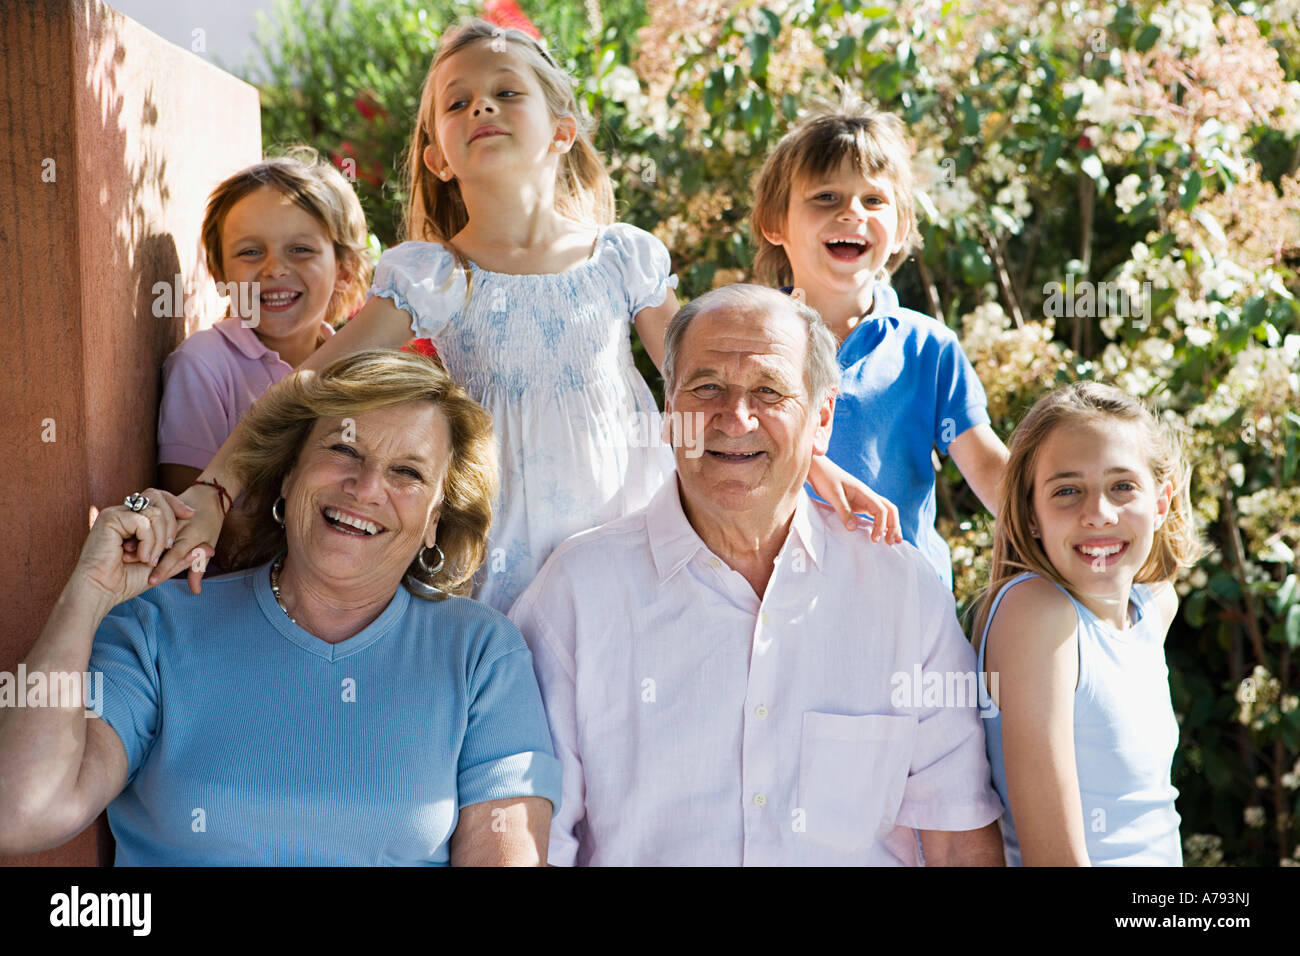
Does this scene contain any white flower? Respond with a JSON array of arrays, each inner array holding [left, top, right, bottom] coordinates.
[[1185, 325, 1214, 347], [1244, 806, 1266, 828], [1116, 174, 1144, 214], [1229, 462, 1245, 487]]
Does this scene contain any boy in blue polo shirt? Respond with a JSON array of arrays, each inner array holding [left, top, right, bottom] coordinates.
[[751, 101, 1009, 588]]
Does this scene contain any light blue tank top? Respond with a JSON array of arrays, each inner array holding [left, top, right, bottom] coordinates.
[[976, 572, 1182, 866]]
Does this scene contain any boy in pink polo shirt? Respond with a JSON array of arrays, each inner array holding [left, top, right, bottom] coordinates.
[[158, 151, 372, 496]]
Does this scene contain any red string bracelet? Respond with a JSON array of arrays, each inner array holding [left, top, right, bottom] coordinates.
[[188, 478, 233, 516]]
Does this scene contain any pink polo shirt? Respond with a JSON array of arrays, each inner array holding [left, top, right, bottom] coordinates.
[[157, 317, 334, 470]]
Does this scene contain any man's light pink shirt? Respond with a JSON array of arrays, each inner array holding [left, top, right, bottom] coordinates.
[[510, 478, 1003, 866]]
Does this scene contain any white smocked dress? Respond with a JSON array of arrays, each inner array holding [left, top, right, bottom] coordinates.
[[370, 222, 677, 613]]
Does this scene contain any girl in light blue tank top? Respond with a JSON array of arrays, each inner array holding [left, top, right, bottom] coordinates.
[[978, 573, 1181, 865], [973, 382, 1202, 866]]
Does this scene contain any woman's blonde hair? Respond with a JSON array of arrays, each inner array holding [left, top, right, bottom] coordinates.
[[225, 350, 498, 599], [403, 16, 614, 253], [751, 95, 921, 286], [201, 147, 373, 326], [973, 381, 1203, 640]]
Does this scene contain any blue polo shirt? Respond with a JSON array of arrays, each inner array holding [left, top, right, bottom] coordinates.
[[89, 562, 562, 865], [796, 283, 990, 588]]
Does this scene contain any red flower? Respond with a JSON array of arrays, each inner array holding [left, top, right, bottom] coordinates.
[[354, 93, 387, 123], [483, 0, 541, 38], [1076, 134, 1093, 150], [403, 338, 439, 359]]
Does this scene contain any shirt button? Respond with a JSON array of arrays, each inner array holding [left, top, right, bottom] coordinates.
[[760, 612, 769, 626], [755, 705, 769, 719], [753, 793, 767, 807], [709, 557, 722, 569]]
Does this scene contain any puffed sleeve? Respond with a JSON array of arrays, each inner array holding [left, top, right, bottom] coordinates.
[[601, 222, 680, 319], [369, 241, 467, 339], [456, 617, 564, 815], [157, 343, 231, 471], [87, 597, 164, 785]]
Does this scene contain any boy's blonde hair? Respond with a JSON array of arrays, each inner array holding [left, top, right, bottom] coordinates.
[[404, 17, 614, 251], [751, 98, 921, 286], [201, 147, 372, 326], [973, 381, 1204, 641]]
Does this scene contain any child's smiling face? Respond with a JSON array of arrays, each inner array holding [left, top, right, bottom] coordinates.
[[219, 185, 346, 351], [1029, 418, 1173, 610], [764, 157, 909, 296]]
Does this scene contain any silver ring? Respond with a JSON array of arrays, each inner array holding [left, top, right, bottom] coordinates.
[[125, 493, 151, 513]]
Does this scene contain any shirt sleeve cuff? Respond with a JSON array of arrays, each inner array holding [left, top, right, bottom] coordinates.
[[895, 792, 1004, 832], [458, 750, 564, 813], [937, 403, 993, 455]]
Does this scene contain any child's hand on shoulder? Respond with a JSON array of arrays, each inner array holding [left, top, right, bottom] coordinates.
[[808, 455, 903, 544]]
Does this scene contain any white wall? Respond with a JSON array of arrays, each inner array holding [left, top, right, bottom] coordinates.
[[104, 0, 285, 81]]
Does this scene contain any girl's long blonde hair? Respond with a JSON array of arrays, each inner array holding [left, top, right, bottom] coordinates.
[[972, 381, 1203, 642], [403, 17, 614, 254]]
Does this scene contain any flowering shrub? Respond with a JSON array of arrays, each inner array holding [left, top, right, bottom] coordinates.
[[251, 0, 1300, 864]]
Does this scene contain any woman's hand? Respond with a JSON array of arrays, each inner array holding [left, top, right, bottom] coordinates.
[[146, 484, 225, 592], [75, 489, 209, 607], [806, 455, 904, 544]]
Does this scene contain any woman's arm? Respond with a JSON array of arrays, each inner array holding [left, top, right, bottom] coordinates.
[[983, 577, 1091, 866], [449, 796, 552, 866], [149, 296, 414, 587], [0, 490, 189, 855]]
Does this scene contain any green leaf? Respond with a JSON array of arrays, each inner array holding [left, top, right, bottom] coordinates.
[[1208, 571, 1241, 602], [957, 96, 980, 137], [747, 32, 770, 83], [1062, 92, 1083, 120], [1242, 295, 1268, 327], [1040, 135, 1064, 173], [1179, 170, 1203, 210], [958, 237, 993, 285], [1135, 24, 1161, 52], [1287, 606, 1300, 649]]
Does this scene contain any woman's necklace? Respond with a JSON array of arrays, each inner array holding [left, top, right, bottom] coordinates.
[[270, 556, 297, 625]]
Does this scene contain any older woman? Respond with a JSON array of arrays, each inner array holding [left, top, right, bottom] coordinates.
[[0, 350, 560, 865]]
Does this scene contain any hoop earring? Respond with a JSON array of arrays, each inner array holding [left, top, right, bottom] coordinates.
[[418, 543, 445, 576], [272, 497, 286, 527]]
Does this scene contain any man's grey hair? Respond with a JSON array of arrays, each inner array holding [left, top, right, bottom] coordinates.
[[662, 284, 841, 404]]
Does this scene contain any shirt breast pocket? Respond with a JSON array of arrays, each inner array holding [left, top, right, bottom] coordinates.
[[797, 711, 917, 854]]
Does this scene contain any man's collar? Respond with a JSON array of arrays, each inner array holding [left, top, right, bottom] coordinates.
[[646, 475, 824, 584]]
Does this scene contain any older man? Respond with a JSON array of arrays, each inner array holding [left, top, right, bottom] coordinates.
[[509, 285, 1004, 865]]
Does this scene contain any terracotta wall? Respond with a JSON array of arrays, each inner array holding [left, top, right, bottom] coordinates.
[[0, 0, 260, 865]]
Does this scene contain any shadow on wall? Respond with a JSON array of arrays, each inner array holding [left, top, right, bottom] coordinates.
[[1, 0, 258, 867]]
